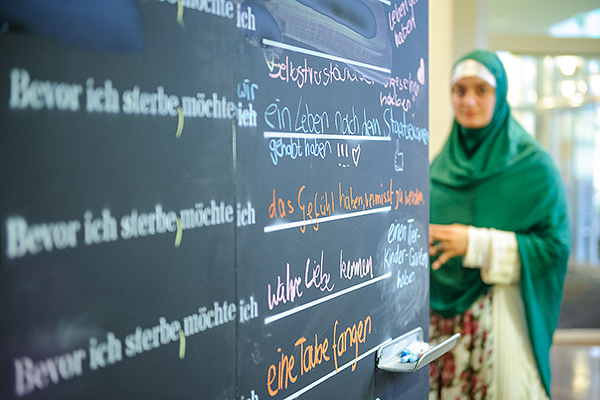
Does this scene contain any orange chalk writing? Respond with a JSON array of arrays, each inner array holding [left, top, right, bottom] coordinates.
[[267, 347, 296, 397], [266, 181, 425, 234], [332, 316, 372, 371], [295, 334, 330, 375], [297, 185, 335, 233], [269, 189, 294, 218], [338, 182, 364, 211], [395, 188, 404, 209], [364, 179, 394, 209], [406, 188, 424, 205]]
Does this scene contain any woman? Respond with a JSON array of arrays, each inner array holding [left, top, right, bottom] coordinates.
[[428, 50, 570, 399]]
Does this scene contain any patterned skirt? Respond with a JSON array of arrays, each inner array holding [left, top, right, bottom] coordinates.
[[429, 289, 494, 400]]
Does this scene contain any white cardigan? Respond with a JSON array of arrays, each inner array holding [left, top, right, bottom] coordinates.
[[463, 226, 549, 400]]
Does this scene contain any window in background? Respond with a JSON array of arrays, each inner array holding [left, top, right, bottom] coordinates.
[[549, 8, 600, 39], [498, 52, 600, 268]]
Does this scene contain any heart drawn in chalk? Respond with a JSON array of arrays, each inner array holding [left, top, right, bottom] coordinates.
[[417, 58, 425, 85], [352, 144, 361, 166]]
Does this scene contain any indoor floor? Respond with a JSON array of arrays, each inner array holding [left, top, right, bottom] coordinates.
[[551, 264, 600, 400]]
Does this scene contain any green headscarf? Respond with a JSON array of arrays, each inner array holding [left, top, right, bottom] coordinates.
[[429, 50, 570, 398]]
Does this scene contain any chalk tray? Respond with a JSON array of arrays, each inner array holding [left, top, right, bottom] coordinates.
[[376, 327, 460, 373]]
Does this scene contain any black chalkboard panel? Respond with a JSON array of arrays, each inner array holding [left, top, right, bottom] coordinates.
[[0, 0, 429, 399]]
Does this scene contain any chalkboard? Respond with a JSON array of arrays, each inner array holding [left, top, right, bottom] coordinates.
[[0, 0, 430, 399]]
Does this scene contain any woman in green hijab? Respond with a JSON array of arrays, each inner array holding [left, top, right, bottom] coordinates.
[[428, 50, 570, 399]]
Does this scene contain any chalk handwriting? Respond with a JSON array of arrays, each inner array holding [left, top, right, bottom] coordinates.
[[406, 189, 425, 206], [334, 107, 360, 136], [305, 250, 335, 292], [269, 189, 295, 219], [265, 99, 382, 138], [298, 185, 336, 233], [385, 243, 407, 269], [266, 251, 336, 312], [398, 269, 416, 288], [295, 335, 330, 376], [304, 138, 332, 161], [265, 98, 292, 130], [333, 107, 382, 137], [383, 108, 429, 145], [237, 79, 259, 101], [266, 316, 372, 397], [332, 316, 372, 371], [268, 56, 374, 89], [409, 246, 428, 268], [388, 218, 412, 244], [379, 71, 422, 112], [394, 139, 404, 172], [265, 181, 426, 233], [383, 217, 429, 287], [176, 0, 185, 27], [339, 181, 393, 212], [388, 0, 421, 48], [294, 97, 329, 134], [339, 250, 374, 280], [267, 347, 297, 396], [269, 137, 302, 165], [336, 143, 361, 168], [384, 218, 413, 270], [265, 103, 387, 166], [175, 106, 184, 137], [267, 263, 304, 310]]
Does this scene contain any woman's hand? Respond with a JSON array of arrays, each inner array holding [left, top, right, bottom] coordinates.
[[429, 224, 469, 270]]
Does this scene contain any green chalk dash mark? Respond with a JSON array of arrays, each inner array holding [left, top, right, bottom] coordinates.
[[175, 217, 182, 247], [179, 329, 186, 359], [177, 0, 185, 28], [264, 51, 275, 72], [176, 106, 184, 138]]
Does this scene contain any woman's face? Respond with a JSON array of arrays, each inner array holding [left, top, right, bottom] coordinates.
[[451, 77, 496, 129]]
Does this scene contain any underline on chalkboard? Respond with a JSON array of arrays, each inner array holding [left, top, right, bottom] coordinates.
[[264, 271, 392, 325], [282, 338, 393, 400], [262, 39, 391, 74], [264, 132, 391, 141], [264, 206, 391, 234]]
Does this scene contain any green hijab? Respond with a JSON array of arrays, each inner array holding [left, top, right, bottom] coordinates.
[[430, 50, 570, 397]]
